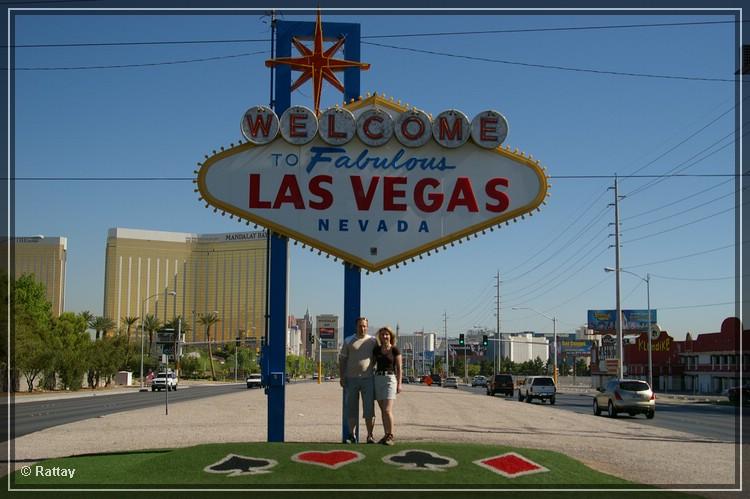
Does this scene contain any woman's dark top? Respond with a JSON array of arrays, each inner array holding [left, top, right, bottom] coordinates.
[[373, 344, 401, 373]]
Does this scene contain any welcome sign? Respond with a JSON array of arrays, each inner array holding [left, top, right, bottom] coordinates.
[[197, 95, 549, 271]]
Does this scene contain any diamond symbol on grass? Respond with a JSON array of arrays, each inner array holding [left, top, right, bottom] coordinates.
[[473, 452, 549, 478]]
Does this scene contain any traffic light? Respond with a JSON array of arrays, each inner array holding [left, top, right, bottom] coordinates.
[[482, 335, 488, 347], [235, 336, 241, 347], [459, 334, 465, 346]]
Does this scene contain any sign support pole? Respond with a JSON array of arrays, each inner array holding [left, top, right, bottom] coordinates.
[[270, 19, 363, 444], [342, 264, 361, 441]]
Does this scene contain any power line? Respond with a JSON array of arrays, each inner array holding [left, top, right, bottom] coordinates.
[[622, 100, 740, 178], [506, 244, 610, 307], [659, 301, 738, 311], [9, 19, 743, 49], [504, 229, 610, 299], [8, 50, 267, 71], [650, 273, 742, 281], [500, 187, 609, 282], [9, 173, 745, 182], [623, 127, 746, 198], [621, 187, 743, 232], [626, 242, 738, 268], [362, 40, 738, 83], [621, 202, 744, 245], [546, 275, 611, 312], [621, 177, 735, 221]]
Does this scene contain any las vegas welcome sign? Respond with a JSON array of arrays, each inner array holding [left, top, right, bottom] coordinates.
[[196, 95, 549, 272]]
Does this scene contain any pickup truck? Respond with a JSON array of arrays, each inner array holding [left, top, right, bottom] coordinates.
[[518, 375, 556, 404], [151, 371, 178, 391]]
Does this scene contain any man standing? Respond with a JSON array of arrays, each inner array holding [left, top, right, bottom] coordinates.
[[339, 317, 376, 444]]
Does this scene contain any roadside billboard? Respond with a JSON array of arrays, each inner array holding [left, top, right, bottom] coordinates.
[[318, 326, 335, 339], [559, 339, 592, 355], [587, 309, 657, 334], [316, 314, 339, 352]]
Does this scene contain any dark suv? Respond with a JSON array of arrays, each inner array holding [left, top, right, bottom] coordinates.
[[487, 373, 514, 397]]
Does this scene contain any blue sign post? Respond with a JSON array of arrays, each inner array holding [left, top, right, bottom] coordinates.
[[269, 18, 364, 443]]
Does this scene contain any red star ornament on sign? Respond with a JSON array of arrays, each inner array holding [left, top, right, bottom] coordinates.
[[265, 10, 371, 116]]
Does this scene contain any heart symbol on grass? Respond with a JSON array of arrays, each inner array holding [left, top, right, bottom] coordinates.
[[292, 450, 365, 469]]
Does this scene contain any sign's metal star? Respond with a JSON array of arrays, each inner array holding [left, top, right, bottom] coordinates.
[[265, 10, 370, 115]]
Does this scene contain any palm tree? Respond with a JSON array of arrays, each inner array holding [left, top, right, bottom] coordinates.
[[142, 314, 163, 351], [121, 316, 139, 365], [198, 312, 220, 381], [163, 316, 191, 337], [89, 316, 116, 340]]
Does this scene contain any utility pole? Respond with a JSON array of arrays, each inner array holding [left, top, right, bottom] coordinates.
[[443, 311, 448, 377], [495, 271, 500, 375], [610, 175, 624, 379]]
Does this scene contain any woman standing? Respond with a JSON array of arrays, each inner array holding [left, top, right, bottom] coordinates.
[[373, 326, 402, 445]]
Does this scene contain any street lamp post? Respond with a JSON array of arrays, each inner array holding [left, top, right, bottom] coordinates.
[[605, 267, 652, 387], [512, 307, 557, 385], [140, 290, 176, 392]]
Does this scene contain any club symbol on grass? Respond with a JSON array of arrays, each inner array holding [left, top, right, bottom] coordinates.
[[383, 449, 458, 471], [204, 454, 278, 476]]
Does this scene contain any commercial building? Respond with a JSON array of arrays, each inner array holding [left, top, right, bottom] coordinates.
[[291, 311, 313, 357], [504, 332, 550, 364], [679, 317, 748, 393], [103, 228, 267, 345], [12, 236, 67, 316], [591, 317, 748, 394], [400, 331, 437, 376]]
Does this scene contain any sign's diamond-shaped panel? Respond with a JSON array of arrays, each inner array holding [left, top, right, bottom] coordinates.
[[197, 96, 549, 271]]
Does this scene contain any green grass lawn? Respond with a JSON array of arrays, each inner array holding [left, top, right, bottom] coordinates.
[[11, 441, 650, 490]]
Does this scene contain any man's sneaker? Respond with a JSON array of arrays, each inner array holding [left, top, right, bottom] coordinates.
[[383, 433, 395, 446], [344, 434, 356, 444], [366, 435, 376, 444]]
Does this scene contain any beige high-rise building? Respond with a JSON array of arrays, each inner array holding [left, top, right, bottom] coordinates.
[[103, 228, 267, 345], [12, 236, 67, 316]]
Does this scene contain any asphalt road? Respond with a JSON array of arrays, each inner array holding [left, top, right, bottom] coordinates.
[[5, 381, 744, 445], [6, 384, 248, 439], [457, 384, 742, 442]]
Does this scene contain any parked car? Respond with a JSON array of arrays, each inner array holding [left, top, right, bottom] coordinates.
[[246, 373, 262, 389], [430, 374, 442, 386], [518, 375, 556, 404], [443, 376, 458, 389], [152, 370, 178, 391], [726, 384, 750, 405], [594, 379, 655, 419], [471, 375, 487, 387], [487, 373, 514, 397]]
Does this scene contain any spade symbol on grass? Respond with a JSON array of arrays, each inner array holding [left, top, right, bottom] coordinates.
[[204, 454, 278, 476], [382, 450, 458, 471]]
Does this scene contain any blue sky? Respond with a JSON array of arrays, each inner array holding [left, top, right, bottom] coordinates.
[[11, 9, 739, 341]]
